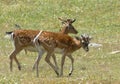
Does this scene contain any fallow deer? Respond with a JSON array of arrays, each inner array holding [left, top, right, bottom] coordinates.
[[34, 33, 91, 76], [6, 18, 78, 77]]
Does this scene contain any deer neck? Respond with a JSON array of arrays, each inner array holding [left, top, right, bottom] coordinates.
[[59, 27, 68, 34], [73, 38, 82, 49]]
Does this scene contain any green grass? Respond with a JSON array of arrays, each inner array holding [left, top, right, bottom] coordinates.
[[0, 0, 120, 83]]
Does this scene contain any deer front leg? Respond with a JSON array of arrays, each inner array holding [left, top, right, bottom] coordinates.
[[60, 55, 66, 76], [67, 55, 74, 76]]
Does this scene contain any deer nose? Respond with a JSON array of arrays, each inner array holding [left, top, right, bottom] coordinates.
[[85, 47, 89, 52]]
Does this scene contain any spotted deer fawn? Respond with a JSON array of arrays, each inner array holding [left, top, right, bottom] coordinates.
[[6, 18, 78, 77]]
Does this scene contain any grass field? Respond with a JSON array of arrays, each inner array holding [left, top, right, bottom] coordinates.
[[0, 0, 120, 83]]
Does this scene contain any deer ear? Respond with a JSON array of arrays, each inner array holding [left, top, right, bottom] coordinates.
[[79, 35, 82, 39], [58, 17, 64, 21], [80, 36, 84, 43], [80, 35, 85, 42], [58, 17, 66, 24], [80, 34, 84, 38], [89, 36, 92, 40], [72, 19, 76, 23]]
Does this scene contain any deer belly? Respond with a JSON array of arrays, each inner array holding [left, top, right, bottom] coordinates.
[[54, 48, 64, 54], [24, 46, 45, 52]]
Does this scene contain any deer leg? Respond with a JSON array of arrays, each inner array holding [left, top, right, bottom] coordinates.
[[14, 56, 21, 70], [35, 38, 59, 76], [9, 51, 14, 72], [60, 55, 66, 76], [35, 51, 45, 77], [45, 52, 59, 76], [67, 55, 74, 76], [9, 48, 22, 71], [24, 49, 27, 54], [52, 54, 59, 71], [32, 50, 45, 71]]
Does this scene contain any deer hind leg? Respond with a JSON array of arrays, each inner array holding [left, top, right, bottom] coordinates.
[[52, 54, 59, 71], [32, 50, 45, 71], [9, 48, 22, 71], [45, 51, 59, 76], [24, 49, 27, 54], [67, 55, 74, 76], [35, 51, 45, 77]]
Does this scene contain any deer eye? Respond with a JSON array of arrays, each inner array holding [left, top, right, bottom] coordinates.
[[83, 42, 88, 46]]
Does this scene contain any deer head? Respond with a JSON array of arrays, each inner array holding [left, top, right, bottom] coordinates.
[[58, 17, 78, 34], [80, 34, 92, 52]]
